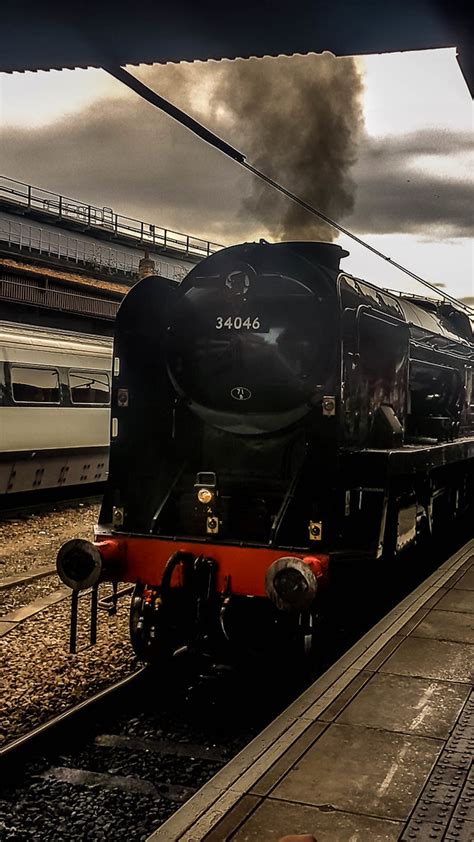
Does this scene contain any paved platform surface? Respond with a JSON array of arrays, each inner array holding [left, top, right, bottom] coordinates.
[[150, 540, 473, 841]]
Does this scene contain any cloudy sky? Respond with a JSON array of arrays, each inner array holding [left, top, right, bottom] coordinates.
[[1, 47, 472, 302]]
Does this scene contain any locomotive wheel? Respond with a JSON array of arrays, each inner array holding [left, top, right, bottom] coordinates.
[[221, 596, 318, 670]]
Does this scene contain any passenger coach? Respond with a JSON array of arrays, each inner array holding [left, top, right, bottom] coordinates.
[[0, 321, 112, 495]]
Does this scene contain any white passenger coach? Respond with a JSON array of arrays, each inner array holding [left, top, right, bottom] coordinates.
[[0, 321, 113, 495]]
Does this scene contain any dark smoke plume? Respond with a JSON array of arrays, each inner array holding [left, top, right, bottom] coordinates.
[[207, 54, 364, 241], [1, 55, 364, 244]]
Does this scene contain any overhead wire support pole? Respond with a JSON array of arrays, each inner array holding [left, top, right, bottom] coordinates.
[[105, 65, 473, 315]]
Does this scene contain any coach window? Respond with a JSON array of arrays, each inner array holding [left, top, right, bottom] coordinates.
[[69, 370, 110, 404], [11, 366, 60, 403]]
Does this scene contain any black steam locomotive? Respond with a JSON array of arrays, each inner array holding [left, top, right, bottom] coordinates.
[[57, 241, 474, 660]]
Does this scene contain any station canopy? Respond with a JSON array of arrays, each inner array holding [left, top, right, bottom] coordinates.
[[3, 1, 473, 95]]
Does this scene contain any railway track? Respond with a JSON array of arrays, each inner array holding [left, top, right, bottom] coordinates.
[[2, 529, 471, 840], [0, 564, 57, 591], [0, 661, 270, 841], [0, 497, 101, 638], [1, 668, 147, 764]]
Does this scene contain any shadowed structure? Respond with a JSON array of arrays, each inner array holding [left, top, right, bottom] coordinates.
[[3, 1, 473, 95]]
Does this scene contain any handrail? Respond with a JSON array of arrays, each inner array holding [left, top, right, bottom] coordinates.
[[0, 217, 188, 281], [0, 276, 119, 320], [0, 175, 222, 260]]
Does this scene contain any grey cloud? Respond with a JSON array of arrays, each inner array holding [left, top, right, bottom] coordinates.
[[361, 129, 472, 161], [1, 55, 364, 244], [1, 103, 249, 243], [1, 62, 472, 245], [349, 130, 473, 238]]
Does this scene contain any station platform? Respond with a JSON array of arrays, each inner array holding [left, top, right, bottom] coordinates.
[[150, 539, 474, 842]]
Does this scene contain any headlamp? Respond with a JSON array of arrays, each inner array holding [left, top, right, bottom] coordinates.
[[197, 488, 213, 504]]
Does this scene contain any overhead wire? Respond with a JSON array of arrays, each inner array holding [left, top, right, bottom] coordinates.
[[105, 65, 473, 315]]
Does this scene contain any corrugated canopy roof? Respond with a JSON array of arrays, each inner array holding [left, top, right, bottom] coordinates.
[[3, 1, 473, 94]]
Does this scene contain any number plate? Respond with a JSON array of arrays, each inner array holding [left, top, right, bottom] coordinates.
[[214, 315, 269, 332]]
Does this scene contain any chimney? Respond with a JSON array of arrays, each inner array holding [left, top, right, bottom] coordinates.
[[139, 251, 156, 279]]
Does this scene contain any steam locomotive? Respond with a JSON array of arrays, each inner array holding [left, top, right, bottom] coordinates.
[[57, 241, 474, 661]]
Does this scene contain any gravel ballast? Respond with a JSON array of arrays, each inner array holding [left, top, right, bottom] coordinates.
[[0, 502, 100, 579], [0, 502, 137, 747], [0, 585, 135, 744], [0, 664, 268, 842], [1, 574, 63, 617], [1, 588, 136, 746]]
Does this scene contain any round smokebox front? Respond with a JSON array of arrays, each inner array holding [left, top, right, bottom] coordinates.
[[167, 260, 334, 434]]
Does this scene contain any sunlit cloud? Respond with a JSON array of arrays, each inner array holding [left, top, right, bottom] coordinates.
[[0, 47, 472, 300]]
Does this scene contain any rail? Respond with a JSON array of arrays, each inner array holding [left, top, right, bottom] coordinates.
[[1, 668, 147, 762], [0, 175, 222, 260], [0, 217, 188, 281]]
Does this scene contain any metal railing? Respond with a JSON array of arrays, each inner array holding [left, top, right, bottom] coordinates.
[[0, 275, 119, 320], [0, 218, 188, 281], [0, 175, 222, 259]]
